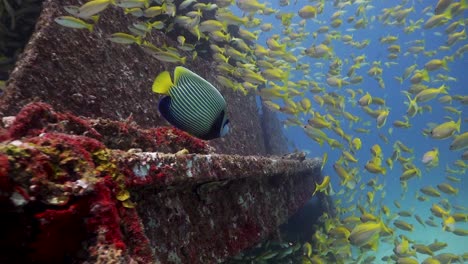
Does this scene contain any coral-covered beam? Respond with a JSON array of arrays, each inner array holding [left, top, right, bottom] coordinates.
[[0, 103, 322, 263], [0, 138, 320, 263], [118, 152, 321, 263], [123, 151, 320, 187]]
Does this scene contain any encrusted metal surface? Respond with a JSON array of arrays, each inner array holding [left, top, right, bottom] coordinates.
[[0, 103, 323, 264], [124, 152, 320, 187], [112, 152, 321, 264]]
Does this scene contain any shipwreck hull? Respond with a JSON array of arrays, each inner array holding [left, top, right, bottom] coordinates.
[[0, 103, 323, 263], [0, 0, 328, 262], [126, 153, 320, 263]]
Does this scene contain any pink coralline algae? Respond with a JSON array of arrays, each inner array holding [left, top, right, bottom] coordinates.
[[0, 102, 204, 263]]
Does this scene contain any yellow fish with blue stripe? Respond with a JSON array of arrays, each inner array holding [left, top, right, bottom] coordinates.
[[152, 66, 230, 140]]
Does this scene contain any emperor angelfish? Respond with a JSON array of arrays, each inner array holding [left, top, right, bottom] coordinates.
[[152, 66, 230, 140]]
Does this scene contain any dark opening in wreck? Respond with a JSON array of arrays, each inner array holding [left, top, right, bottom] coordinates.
[[0, 0, 43, 83]]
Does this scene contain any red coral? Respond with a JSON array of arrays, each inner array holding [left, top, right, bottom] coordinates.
[[7, 102, 102, 141], [7, 102, 56, 138], [0, 102, 239, 263], [0, 154, 12, 194], [126, 162, 174, 187], [29, 178, 129, 262], [30, 198, 90, 263], [0, 153, 9, 179], [5, 133, 105, 185], [58, 112, 102, 139], [4, 102, 210, 154], [87, 179, 126, 251], [152, 127, 209, 153], [118, 206, 154, 262], [26, 133, 105, 161], [0, 127, 8, 141]]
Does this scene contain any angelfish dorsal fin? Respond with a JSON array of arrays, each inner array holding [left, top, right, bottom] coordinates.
[[174, 66, 211, 89], [152, 71, 173, 95]]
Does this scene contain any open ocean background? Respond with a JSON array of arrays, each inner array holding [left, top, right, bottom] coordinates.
[[250, 0, 467, 261]]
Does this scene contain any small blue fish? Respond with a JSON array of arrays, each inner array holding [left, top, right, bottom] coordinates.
[[152, 66, 230, 140]]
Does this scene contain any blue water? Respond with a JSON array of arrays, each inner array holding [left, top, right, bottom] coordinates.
[[246, 0, 467, 262]]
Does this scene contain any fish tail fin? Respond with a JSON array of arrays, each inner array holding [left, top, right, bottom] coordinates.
[[340, 177, 348, 187], [281, 69, 290, 85], [441, 58, 449, 71], [91, 15, 100, 23], [456, 117, 461, 132], [317, 139, 324, 147], [325, 184, 332, 196], [403, 92, 419, 116], [312, 183, 319, 195], [135, 36, 143, 45], [369, 238, 379, 252], [221, 21, 228, 32], [443, 4, 453, 20], [193, 25, 201, 40], [380, 221, 393, 235], [421, 69, 430, 82], [442, 84, 449, 94], [445, 55, 454, 63], [461, 0, 468, 9], [87, 23, 94, 32], [152, 71, 173, 95], [181, 56, 187, 64], [442, 215, 452, 231], [395, 76, 403, 84], [280, 43, 287, 52]]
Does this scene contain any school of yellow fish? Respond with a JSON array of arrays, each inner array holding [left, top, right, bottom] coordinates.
[[54, 0, 468, 263]]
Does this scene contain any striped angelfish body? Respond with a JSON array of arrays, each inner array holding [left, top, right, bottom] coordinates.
[[159, 67, 227, 140]]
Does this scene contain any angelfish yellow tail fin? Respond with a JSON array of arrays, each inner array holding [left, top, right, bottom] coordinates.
[[152, 71, 173, 95]]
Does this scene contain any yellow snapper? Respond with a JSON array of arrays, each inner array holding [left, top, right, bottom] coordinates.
[[298, 5, 317, 19], [349, 221, 391, 248], [394, 220, 414, 231], [450, 132, 468, 150], [415, 85, 449, 103], [437, 182, 459, 195], [312, 175, 331, 195], [54, 16, 94, 31], [422, 148, 439, 167], [430, 118, 461, 139], [420, 186, 441, 197]]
